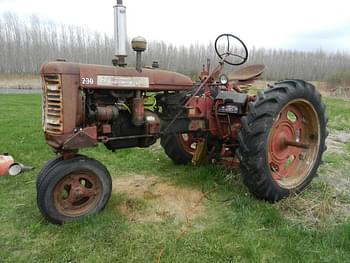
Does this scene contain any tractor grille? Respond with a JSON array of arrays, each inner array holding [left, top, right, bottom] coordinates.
[[42, 74, 63, 134]]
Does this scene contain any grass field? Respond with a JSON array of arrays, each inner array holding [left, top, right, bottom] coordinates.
[[0, 94, 350, 263]]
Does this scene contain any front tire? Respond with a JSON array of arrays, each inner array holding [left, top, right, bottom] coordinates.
[[238, 80, 327, 201], [36, 155, 63, 191], [37, 156, 112, 224]]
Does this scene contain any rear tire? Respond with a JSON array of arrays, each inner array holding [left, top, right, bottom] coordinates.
[[37, 156, 112, 224], [237, 80, 327, 201], [161, 133, 196, 164]]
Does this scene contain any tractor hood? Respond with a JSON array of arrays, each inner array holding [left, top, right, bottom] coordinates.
[[40, 62, 193, 91]]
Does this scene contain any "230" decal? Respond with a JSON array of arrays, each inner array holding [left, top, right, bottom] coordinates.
[[81, 77, 94, 85]]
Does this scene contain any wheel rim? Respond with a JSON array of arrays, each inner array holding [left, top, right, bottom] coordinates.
[[267, 99, 320, 189], [53, 171, 102, 217], [177, 133, 197, 155]]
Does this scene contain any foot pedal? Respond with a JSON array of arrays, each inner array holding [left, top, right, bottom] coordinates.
[[192, 139, 207, 166]]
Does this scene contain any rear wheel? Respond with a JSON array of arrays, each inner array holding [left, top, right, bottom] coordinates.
[[37, 156, 112, 224], [238, 80, 327, 201], [161, 133, 198, 164]]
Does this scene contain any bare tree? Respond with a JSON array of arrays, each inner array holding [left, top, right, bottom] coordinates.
[[0, 12, 349, 81]]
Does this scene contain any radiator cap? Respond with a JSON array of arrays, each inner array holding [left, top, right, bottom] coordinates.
[[131, 36, 147, 52]]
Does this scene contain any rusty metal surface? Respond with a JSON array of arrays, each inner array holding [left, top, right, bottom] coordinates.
[[145, 111, 161, 134], [228, 64, 265, 81], [101, 124, 112, 134], [40, 58, 261, 168], [42, 74, 63, 134], [53, 171, 102, 217], [95, 106, 118, 122], [267, 101, 319, 189], [62, 126, 98, 150], [132, 97, 144, 126], [178, 134, 198, 156], [41, 72, 83, 135], [45, 133, 72, 149], [40, 62, 81, 75], [41, 62, 193, 91], [40, 61, 193, 152], [188, 120, 206, 131]]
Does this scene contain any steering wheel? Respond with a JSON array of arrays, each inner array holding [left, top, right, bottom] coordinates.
[[214, 33, 248, 66]]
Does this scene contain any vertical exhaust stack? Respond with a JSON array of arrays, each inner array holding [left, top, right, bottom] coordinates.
[[113, 0, 127, 66]]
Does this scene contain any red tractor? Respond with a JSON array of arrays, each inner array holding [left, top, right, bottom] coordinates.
[[37, 1, 327, 224]]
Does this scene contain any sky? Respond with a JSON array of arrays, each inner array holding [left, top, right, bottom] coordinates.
[[0, 0, 349, 52]]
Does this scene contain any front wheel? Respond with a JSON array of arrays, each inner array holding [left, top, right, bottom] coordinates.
[[36, 155, 63, 191], [37, 156, 112, 224], [238, 80, 327, 201]]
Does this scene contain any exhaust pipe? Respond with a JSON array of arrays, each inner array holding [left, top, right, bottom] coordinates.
[[113, 0, 127, 66]]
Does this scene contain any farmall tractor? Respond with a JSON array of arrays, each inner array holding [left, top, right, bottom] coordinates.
[[37, 1, 327, 224]]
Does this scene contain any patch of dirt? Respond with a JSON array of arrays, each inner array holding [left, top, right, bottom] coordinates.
[[320, 132, 350, 198], [0, 74, 40, 89], [276, 188, 350, 227], [113, 175, 204, 223], [326, 132, 350, 154], [311, 81, 332, 97], [312, 81, 350, 98], [323, 131, 350, 193], [329, 86, 350, 99]]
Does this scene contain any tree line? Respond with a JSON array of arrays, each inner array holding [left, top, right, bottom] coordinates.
[[1, 12, 350, 81]]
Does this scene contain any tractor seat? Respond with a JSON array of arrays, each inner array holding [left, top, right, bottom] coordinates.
[[228, 64, 265, 82]]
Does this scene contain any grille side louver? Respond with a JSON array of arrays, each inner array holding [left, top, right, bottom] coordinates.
[[42, 74, 63, 134]]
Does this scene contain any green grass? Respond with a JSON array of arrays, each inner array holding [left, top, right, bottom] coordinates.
[[0, 94, 350, 263], [324, 97, 350, 131]]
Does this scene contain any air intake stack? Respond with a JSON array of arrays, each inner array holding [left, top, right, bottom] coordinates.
[[113, 0, 127, 66]]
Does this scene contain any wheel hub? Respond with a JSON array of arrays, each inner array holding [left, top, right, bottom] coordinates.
[[54, 172, 101, 216], [178, 133, 197, 155], [267, 101, 320, 188], [270, 120, 298, 162]]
